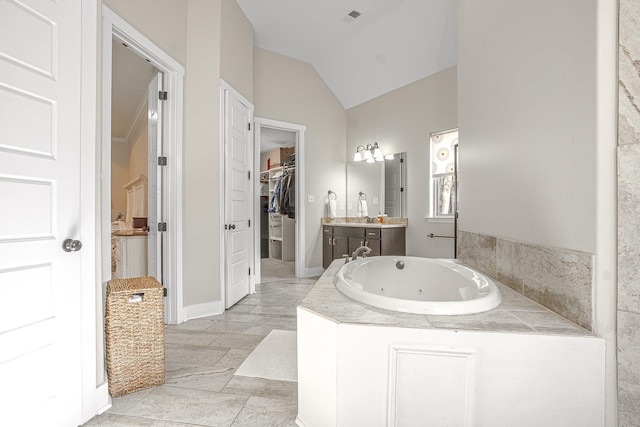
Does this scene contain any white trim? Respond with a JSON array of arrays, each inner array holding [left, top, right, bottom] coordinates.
[[102, 7, 185, 74], [595, 1, 619, 426], [102, 5, 184, 325], [219, 86, 226, 306], [253, 117, 308, 279], [94, 382, 111, 415], [79, 0, 102, 422], [219, 80, 255, 307], [184, 301, 225, 321], [387, 344, 476, 427]]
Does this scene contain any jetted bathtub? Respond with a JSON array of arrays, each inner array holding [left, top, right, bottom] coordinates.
[[334, 256, 502, 315]]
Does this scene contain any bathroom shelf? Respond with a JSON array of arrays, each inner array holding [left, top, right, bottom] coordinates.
[[268, 214, 294, 261]]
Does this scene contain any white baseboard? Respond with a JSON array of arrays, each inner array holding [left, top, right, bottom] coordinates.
[[184, 300, 225, 321], [304, 266, 325, 278], [96, 382, 111, 415]]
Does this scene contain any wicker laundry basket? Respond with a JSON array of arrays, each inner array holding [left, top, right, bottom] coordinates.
[[105, 277, 165, 397]]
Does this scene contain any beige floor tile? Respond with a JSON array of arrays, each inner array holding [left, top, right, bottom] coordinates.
[[215, 348, 253, 368], [230, 396, 298, 427], [212, 333, 265, 350], [164, 361, 234, 392], [115, 385, 249, 426], [165, 343, 229, 366], [222, 376, 297, 401]]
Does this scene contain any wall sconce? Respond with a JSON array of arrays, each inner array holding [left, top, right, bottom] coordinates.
[[354, 142, 386, 163]]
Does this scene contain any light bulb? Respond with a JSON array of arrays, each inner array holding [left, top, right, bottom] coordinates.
[[353, 151, 362, 162]]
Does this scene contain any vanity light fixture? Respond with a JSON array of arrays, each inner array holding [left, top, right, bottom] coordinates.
[[353, 142, 386, 163]]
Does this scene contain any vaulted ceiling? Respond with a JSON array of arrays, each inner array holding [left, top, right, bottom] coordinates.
[[112, 0, 457, 139], [236, 0, 457, 109]]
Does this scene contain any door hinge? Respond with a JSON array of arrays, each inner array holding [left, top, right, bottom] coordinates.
[[159, 91, 168, 100], [163, 288, 167, 297], [158, 222, 167, 232], [400, 157, 404, 163], [248, 219, 251, 227], [400, 187, 404, 192], [248, 267, 251, 275], [158, 156, 167, 166], [248, 171, 251, 180], [248, 123, 251, 131]]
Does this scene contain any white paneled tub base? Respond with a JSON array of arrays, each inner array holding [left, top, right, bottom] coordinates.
[[296, 307, 605, 427]]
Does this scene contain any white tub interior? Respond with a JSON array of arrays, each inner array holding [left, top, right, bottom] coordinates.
[[334, 256, 502, 315]]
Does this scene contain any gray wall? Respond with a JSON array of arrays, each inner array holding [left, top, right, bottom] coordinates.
[[456, 0, 597, 254]]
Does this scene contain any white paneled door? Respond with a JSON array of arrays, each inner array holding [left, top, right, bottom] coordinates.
[[0, 0, 84, 425], [223, 88, 252, 308]]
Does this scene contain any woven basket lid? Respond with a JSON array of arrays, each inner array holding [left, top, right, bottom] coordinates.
[[107, 277, 161, 293]]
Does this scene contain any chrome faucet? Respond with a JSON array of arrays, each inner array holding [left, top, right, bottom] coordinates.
[[352, 245, 372, 259]]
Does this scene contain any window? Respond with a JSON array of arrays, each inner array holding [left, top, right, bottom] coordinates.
[[429, 129, 458, 218]]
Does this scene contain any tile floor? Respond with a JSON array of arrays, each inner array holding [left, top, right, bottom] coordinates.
[[85, 259, 316, 427]]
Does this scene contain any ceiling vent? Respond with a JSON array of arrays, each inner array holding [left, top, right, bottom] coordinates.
[[344, 10, 361, 22]]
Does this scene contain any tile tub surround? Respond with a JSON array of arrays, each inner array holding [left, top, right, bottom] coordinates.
[[618, 0, 640, 421], [618, 144, 640, 313], [457, 230, 594, 331], [301, 260, 591, 336]]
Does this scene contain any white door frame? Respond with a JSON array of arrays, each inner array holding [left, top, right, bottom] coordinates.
[[101, 6, 184, 324], [219, 80, 255, 304], [253, 117, 307, 281], [80, 2, 101, 421]]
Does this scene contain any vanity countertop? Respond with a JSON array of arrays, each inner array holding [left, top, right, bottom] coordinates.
[[112, 230, 148, 237], [322, 217, 407, 228], [300, 260, 594, 336]]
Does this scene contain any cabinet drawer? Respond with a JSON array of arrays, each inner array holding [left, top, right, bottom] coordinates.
[[322, 226, 333, 235], [333, 226, 365, 238], [364, 228, 381, 239], [365, 238, 381, 256]]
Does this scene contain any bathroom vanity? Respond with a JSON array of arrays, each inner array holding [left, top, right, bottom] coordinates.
[[322, 218, 407, 268], [112, 233, 148, 279], [297, 261, 605, 427]]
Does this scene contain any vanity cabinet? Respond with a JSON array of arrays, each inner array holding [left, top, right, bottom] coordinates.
[[322, 225, 406, 268], [113, 235, 148, 279]]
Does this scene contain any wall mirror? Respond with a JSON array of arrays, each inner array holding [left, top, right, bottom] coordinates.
[[346, 152, 406, 217]]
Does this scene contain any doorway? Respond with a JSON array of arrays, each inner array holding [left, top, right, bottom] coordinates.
[[102, 6, 185, 326], [253, 118, 307, 283], [110, 39, 158, 282], [258, 127, 297, 281]]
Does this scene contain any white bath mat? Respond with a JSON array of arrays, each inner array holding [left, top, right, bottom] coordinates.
[[234, 329, 297, 382]]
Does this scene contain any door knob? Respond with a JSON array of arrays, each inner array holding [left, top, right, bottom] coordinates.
[[62, 239, 82, 252], [230, 224, 236, 230]]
